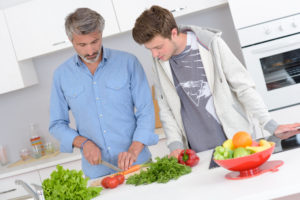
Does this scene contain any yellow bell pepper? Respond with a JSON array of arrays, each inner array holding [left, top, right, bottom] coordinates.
[[222, 139, 234, 150]]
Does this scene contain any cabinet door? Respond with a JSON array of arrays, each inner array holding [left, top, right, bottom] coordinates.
[[0, 171, 41, 200], [148, 0, 227, 18], [4, 0, 120, 61], [39, 159, 82, 181], [112, 0, 148, 32], [0, 11, 37, 94]]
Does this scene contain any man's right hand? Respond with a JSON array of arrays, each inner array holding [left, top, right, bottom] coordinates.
[[169, 149, 184, 159], [82, 140, 102, 165]]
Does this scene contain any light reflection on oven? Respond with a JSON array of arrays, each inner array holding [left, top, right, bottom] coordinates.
[[260, 48, 300, 91]]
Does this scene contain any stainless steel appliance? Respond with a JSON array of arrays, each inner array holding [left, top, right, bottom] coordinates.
[[228, 0, 300, 110]]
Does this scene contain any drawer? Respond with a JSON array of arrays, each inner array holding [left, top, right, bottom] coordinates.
[[39, 159, 82, 181], [0, 171, 41, 200]]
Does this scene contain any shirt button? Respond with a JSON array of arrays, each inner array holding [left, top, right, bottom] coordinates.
[[103, 130, 106, 133], [99, 114, 103, 117], [93, 81, 96, 84], [107, 147, 111, 150], [96, 97, 100, 100]]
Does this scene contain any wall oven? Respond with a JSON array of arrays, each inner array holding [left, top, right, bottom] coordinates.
[[237, 13, 300, 110]]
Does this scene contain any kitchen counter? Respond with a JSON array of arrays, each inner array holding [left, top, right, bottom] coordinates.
[[91, 148, 300, 200], [0, 128, 165, 180], [0, 148, 81, 179]]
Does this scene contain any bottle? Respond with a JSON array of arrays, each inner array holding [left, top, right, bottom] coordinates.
[[29, 123, 45, 158]]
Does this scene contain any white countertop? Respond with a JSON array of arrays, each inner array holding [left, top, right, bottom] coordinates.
[[0, 129, 165, 180], [91, 148, 300, 200], [0, 148, 81, 179]]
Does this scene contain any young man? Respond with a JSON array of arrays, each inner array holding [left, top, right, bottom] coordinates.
[[132, 5, 300, 158], [49, 8, 158, 178]]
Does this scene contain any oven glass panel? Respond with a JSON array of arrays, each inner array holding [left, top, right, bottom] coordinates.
[[260, 48, 300, 91]]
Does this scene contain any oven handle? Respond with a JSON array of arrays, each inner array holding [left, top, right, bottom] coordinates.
[[251, 41, 300, 54]]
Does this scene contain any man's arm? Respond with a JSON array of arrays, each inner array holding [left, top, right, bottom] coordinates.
[[117, 56, 158, 170], [49, 70, 79, 153], [152, 59, 186, 157]]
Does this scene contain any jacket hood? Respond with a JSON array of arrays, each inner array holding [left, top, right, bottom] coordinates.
[[179, 25, 222, 50]]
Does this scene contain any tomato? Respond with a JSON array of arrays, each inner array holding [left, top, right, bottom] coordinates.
[[114, 174, 125, 185], [101, 177, 111, 188], [106, 177, 119, 189]]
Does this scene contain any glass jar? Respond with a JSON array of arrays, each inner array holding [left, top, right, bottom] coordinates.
[[45, 142, 55, 154], [19, 148, 30, 161], [31, 145, 42, 159]]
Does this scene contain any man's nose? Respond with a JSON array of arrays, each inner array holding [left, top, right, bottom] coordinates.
[[151, 50, 159, 58], [87, 45, 95, 55]]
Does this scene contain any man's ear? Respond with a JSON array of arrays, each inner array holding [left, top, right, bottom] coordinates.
[[171, 28, 178, 39]]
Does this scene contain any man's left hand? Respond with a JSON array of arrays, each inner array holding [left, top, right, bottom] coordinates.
[[118, 141, 144, 171], [274, 123, 300, 139], [118, 151, 137, 171]]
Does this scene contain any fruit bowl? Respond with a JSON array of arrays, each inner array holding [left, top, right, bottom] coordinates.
[[214, 143, 283, 180]]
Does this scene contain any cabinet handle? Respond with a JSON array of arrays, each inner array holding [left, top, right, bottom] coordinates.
[[170, 7, 186, 13], [0, 188, 16, 195], [52, 41, 66, 46]]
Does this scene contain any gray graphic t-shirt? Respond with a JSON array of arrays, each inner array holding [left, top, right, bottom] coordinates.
[[169, 31, 226, 152]]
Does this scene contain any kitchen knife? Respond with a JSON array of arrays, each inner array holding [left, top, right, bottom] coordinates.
[[101, 160, 122, 172]]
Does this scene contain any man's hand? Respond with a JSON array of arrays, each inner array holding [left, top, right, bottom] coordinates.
[[82, 140, 102, 165], [169, 149, 184, 159], [118, 151, 137, 171], [73, 136, 102, 165], [118, 141, 144, 171], [274, 123, 300, 140]]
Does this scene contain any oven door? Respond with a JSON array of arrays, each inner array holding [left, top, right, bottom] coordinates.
[[242, 33, 300, 110]]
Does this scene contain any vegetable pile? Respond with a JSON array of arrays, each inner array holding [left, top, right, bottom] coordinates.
[[126, 156, 191, 186], [42, 165, 102, 200]]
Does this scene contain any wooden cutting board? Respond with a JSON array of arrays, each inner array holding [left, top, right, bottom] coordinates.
[[90, 167, 149, 187], [7, 151, 60, 168]]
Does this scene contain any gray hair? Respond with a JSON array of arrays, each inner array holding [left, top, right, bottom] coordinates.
[[65, 8, 105, 41]]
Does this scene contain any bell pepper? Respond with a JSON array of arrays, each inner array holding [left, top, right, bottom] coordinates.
[[178, 149, 200, 167]]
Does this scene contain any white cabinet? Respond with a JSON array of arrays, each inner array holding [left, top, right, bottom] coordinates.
[[0, 171, 41, 200], [0, 10, 37, 94], [148, 0, 227, 18], [39, 159, 82, 181], [228, 0, 300, 29], [4, 0, 120, 61], [112, 0, 227, 34], [112, 0, 148, 32]]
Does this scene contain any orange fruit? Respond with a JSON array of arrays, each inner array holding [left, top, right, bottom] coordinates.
[[232, 131, 252, 148]]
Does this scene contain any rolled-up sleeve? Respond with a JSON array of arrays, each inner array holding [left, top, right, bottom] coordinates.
[[49, 70, 79, 153], [131, 57, 159, 146]]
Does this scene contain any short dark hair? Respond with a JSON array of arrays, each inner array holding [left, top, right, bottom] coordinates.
[[132, 5, 178, 44]]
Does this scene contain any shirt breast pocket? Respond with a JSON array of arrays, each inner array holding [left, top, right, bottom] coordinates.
[[105, 73, 131, 103]]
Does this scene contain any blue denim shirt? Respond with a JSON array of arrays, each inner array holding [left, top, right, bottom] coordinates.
[[49, 47, 158, 178]]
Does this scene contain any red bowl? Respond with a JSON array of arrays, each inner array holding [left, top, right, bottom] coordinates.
[[214, 144, 275, 177]]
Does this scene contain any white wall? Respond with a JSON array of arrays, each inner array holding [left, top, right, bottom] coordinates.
[[0, 1, 244, 163]]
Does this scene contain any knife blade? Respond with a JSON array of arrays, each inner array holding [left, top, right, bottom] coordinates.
[[101, 160, 122, 172]]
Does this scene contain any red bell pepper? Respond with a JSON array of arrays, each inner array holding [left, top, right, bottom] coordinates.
[[178, 149, 200, 167]]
